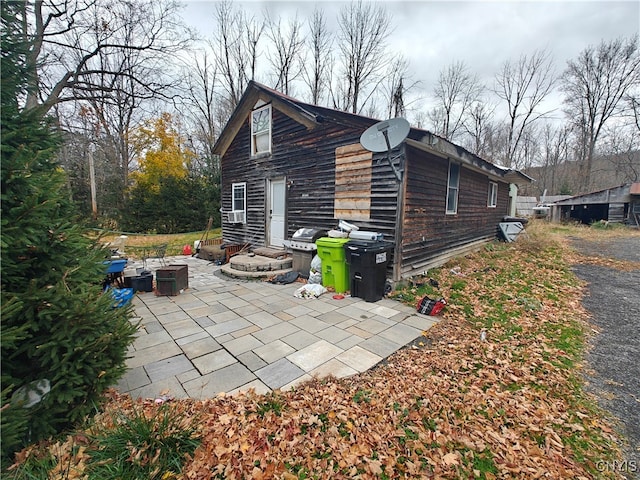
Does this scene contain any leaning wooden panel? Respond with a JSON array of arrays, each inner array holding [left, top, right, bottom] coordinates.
[[335, 144, 372, 221]]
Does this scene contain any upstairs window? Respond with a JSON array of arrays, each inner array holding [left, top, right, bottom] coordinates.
[[251, 104, 271, 155], [446, 162, 460, 214], [488, 182, 498, 208]]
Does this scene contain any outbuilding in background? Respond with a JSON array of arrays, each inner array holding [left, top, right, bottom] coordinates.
[[551, 183, 640, 226]]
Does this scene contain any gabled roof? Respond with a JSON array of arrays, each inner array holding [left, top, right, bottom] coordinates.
[[213, 81, 532, 184], [213, 81, 323, 157]]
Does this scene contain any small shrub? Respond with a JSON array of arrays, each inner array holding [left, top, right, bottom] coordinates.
[[85, 404, 201, 480], [590, 219, 628, 231], [513, 222, 559, 255]]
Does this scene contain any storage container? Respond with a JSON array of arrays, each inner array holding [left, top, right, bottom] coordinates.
[[155, 264, 189, 296], [344, 240, 393, 302], [131, 273, 153, 292]]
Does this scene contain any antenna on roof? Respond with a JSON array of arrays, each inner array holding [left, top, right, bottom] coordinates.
[[360, 117, 410, 182]]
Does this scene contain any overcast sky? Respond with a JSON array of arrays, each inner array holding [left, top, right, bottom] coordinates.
[[180, 0, 639, 114]]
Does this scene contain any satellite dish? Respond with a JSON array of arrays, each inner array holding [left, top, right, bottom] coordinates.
[[360, 118, 410, 182], [360, 117, 410, 153]]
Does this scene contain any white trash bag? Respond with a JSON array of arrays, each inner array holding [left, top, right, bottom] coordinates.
[[294, 284, 327, 299], [308, 254, 322, 284]]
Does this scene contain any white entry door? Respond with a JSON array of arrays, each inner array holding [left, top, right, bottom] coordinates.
[[268, 178, 286, 247]]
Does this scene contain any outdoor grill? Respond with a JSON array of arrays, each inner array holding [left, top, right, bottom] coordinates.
[[290, 228, 326, 249], [285, 228, 327, 277]]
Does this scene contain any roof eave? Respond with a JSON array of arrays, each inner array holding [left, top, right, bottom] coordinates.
[[405, 138, 533, 184], [503, 170, 535, 184]]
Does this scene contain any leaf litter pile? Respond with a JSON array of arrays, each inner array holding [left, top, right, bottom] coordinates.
[[11, 224, 635, 479]]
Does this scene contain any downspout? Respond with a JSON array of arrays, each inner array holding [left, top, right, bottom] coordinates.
[[392, 144, 408, 284]]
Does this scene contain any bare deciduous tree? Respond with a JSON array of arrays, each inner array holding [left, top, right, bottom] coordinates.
[[22, 0, 190, 114], [599, 92, 640, 184], [302, 8, 332, 105], [334, 0, 391, 114], [266, 13, 304, 96], [628, 94, 640, 132], [21, 0, 191, 213], [381, 56, 420, 119], [512, 125, 541, 171], [494, 49, 555, 168], [74, 19, 181, 197], [562, 35, 640, 191], [182, 49, 223, 175], [601, 128, 640, 184], [462, 101, 496, 158], [212, 0, 265, 108], [538, 123, 571, 195], [411, 109, 428, 130], [429, 61, 483, 142], [245, 13, 264, 87]]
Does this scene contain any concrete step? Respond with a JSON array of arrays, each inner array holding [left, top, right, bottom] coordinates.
[[229, 253, 292, 272], [251, 246, 288, 259], [221, 253, 293, 279], [220, 264, 293, 280]]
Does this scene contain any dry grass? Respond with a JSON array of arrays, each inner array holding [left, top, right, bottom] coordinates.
[[95, 229, 222, 258], [543, 219, 639, 240], [527, 220, 640, 271]]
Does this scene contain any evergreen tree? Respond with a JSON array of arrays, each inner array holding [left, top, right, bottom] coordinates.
[[1, 3, 137, 466]]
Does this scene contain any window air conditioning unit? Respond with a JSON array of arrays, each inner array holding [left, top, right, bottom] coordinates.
[[227, 211, 245, 224]]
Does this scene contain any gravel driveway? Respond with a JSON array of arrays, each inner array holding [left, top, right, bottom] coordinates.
[[570, 235, 640, 479]]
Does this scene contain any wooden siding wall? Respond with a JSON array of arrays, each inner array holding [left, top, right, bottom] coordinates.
[[631, 198, 640, 226], [401, 145, 510, 277], [221, 108, 401, 247], [608, 203, 626, 223]]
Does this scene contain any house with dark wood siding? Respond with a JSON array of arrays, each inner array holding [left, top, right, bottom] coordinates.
[[212, 81, 532, 282]]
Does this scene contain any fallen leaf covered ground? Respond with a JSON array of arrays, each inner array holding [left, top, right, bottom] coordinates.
[[10, 223, 638, 479]]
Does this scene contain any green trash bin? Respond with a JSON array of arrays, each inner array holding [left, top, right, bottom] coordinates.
[[315, 237, 350, 293]]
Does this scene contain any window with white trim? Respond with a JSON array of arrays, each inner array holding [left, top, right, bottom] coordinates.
[[251, 104, 271, 155], [488, 181, 498, 208], [231, 182, 246, 223], [446, 162, 460, 214]]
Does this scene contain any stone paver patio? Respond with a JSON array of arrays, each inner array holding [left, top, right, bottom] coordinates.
[[114, 255, 440, 400]]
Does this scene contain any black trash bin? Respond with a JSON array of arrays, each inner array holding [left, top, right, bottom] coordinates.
[[344, 240, 393, 302]]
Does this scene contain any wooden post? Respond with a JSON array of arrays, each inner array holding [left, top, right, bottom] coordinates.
[[88, 148, 97, 219]]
